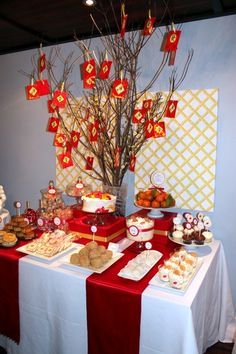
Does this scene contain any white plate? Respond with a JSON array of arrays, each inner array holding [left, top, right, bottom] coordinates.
[[16, 242, 77, 261], [149, 258, 203, 293], [59, 244, 124, 274], [118, 250, 163, 281], [168, 233, 213, 248]]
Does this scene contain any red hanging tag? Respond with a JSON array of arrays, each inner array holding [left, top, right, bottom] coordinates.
[[154, 122, 166, 138], [99, 60, 112, 80], [47, 99, 56, 113], [111, 79, 128, 99], [39, 53, 46, 73], [36, 79, 50, 96], [142, 99, 153, 110], [57, 152, 74, 169], [168, 51, 176, 66], [86, 156, 94, 170], [132, 109, 147, 123], [65, 141, 72, 154], [162, 30, 181, 52], [144, 119, 154, 138], [89, 121, 99, 142], [165, 100, 178, 118], [129, 154, 136, 172], [143, 17, 156, 36], [83, 76, 96, 89], [53, 133, 67, 147], [47, 117, 60, 133], [71, 130, 80, 148], [52, 90, 67, 108], [120, 5, 128, 39], [114, 147, 121, 167], [83, 59, 96, 79], [25, 84, 40, 100]]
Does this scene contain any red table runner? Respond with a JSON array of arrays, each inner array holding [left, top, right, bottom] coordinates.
[[86, 237, 177, 354], [0, 240, 27, 343]]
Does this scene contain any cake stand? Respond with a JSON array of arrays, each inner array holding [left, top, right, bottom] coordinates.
[[134, 203, 164, 219], [82, 210, 117, 226]]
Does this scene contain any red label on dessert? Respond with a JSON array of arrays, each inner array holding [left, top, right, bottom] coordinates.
[[128, 225, 139, 236]]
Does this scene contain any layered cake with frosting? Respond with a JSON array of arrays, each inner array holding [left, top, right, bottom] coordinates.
[[82, 191, 116, 213], [126, 216, 154, 242]]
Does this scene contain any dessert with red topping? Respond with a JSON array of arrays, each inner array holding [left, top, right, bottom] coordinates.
[[82, 191, 116, 213]]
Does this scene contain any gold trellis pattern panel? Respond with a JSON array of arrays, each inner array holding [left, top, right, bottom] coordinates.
[[135, 88, 218, 212]]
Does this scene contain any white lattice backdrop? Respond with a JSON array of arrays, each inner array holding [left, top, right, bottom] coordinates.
[[135, 88, 218, 211]]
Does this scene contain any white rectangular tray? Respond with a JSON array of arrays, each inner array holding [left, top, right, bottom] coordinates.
[[118, 250, 163, 281], [149, 258, 203, 293], [59, 244, 124, 274], [16, 242, 77, 261]]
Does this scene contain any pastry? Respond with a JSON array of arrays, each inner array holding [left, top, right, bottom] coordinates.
[[202, 230, 213, 243], [2, 232, 17, 247]]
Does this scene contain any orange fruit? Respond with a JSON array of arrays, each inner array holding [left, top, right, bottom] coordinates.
[[137, 199, 144, 206], [143, 200, 151, 207], [151, 200, 160, 208]]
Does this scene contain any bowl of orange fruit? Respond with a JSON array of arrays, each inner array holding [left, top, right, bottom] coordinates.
[[135, 188, 175, 211]]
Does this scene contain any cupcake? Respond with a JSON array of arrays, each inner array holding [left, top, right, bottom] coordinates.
[[172, 230, 183, 241], [182, 233, 192, 244], [185, 252, 198, 267], [158, 264, 173, 282], [169, 269, 184, 289], [194, 232, 205, 245], [202, 230, 213, 243]]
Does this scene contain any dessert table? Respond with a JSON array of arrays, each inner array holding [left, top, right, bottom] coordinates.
[[0, 239, 235, 354]]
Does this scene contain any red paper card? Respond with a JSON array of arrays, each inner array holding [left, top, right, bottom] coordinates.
[[47, 99, 56, 113], [47, 117, 60, 133], [65, 141, 72, 154], [83, 76, 96, 89], [120, 14, 128, 38], [36, 79, 50, 96], [154, 121, 166, 138], [142, 99, 153, 110], [129, 154, 136, 172], [52, 90, 67, 108], [89, 122, 99, 142], [57, 152, 74, 169], [162, 30, 181, 52], [111, 79, 128, 99], [144, 119, 154, 138], [143, 17, 156, 36], [86, 156, 94, 170], [99, 60, 112, 80], [71, 130, 80, 148], [25, 84, 40, 100], [39, 53, 46, 73], [53, 133, 67, 147], [114, 147, 121, 167], [165, 100, 178, 118], [132, 109, 147, 123], [83, 59, 96, 79]]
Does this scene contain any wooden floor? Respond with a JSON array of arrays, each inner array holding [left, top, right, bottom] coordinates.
[[0, 342, 234, 354]]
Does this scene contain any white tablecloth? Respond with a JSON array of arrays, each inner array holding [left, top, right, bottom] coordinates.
[[0, 240, 235, 354]]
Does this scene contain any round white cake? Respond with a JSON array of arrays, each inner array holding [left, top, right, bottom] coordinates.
[[126, 216, 154, 242], [82, 192, 116, 213]]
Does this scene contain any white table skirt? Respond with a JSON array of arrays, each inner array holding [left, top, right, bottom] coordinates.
[[0, 240, 235, 354]]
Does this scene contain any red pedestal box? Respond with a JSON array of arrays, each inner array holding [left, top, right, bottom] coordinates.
[[131, 209, 176, 236], [68, 214, 126, 243]]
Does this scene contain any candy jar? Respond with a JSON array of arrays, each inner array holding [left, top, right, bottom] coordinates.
[[66, 177, 91, 217]]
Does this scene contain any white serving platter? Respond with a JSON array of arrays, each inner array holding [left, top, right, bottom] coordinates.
[[59, 244, 124, 274], [168, 233, 213, 248], [118, 250, 163, 281], [149, 258, 203, 293]]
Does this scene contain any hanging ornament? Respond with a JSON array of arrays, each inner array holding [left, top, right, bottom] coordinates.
[[83, 58, 96, 89], [85, 156, 94, 170], [36, 79, 50, 96], [143, 11, 156, 36], [111, 78, 128, 99], [47, 99, 56, 113], [132, 109, 147, 124], [165, 100, 178, 118], [114, 147, 121, 167], [89, 121, 99, 142], [142, 99, 153, 110], [71, 130, 80, 148], [65, 141, 72, 154], [57, 152, 74, 169], [47, 116, 60, 133], [38, 45, 46, 73], [52, 83, 67, 108], [120, 3, 128, 38], [154, 121, 166, 138], [53, 133, 67, 147], [83, 76, 96, 89], [99, 60, 112, 80], [162, 29, 181, 52], [25, 78, 40, 100], [144, 119, 154, 138], [129, 154, 136, 172]]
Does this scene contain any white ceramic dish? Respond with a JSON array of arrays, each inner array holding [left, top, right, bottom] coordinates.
[[118, 250, 163, 281], [59, 244, 124, 274], [168, 233, 213, 248], [16, 242, 77, 260], [149, 258, 203, 293]]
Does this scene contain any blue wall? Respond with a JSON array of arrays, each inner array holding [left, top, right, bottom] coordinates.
[[0, 15, 236, 308]]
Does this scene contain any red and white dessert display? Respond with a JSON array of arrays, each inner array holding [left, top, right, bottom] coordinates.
[[82, 191, 116, 213], [126, 216, 154, 242]]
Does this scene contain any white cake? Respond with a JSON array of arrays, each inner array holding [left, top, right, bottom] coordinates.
[[126, 216, 154, 242], [82, 191, 116, 213]]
